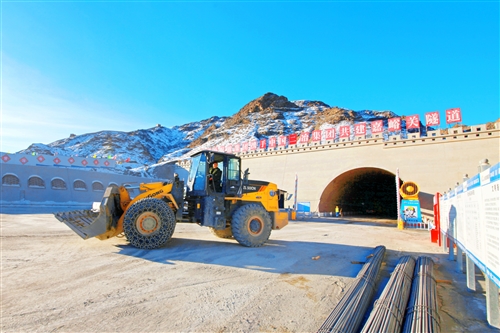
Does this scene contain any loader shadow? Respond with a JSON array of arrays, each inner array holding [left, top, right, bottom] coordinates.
[[115, 237, 375, 278], [294, 217, 397, 228]]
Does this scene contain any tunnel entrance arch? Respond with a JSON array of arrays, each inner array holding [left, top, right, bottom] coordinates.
[[319, 167, 402, 218]]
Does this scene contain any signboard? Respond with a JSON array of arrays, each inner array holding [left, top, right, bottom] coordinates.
[[446, 108, 462, 124], [371, 120, 384, 134], [425, 111, 440, 126], [249, 140, 258, 151], [479, 164, 500, 284], [325, 128, 335, 141], [440, 191, 449, 235], [388, 117, 401, 132], [439, 163, 500, 288], [299, 132, 309, 144], [339, 125, 350, 138], [456, 183, 466, 249], [297, 202, 310, 212], [311, 130, 322, 142], [269, 137, 277, 148], [401, 199, 422, 222], [354, 123, 366, 136], [406, 115, 420, 130], [463, 174, 483, 261]]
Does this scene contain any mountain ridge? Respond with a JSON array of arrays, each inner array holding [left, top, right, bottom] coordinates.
[[19, 92, 493, 177]]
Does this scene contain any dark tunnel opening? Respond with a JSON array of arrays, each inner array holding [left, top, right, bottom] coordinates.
[[319, 168, 403, 218]]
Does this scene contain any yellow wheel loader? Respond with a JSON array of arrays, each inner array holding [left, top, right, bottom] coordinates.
[[55, 150, 289, 249]]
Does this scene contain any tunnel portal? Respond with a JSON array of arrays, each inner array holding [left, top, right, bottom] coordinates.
[[319, 168, 402, 218]]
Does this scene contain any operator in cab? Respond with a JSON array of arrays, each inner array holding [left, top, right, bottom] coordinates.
[[208, 162, 222, 192]]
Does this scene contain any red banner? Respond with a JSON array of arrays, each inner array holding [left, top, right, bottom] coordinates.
[[233, 143, 240, 153], [299, 132, 309, 144], [325, 128, 335, 140], [269, 137, 277, 148], [311, 130, 321, 142], [371, 120, 384, 134], [289, 133, 297, 145], [225, 145, 232, 153], [406, 115, 420, 129], [242, 142, 248, 152], [259, 139, 266, 149], [446, 108, 462, 124], [339, 126, 350, 138], [388, 117, 401, 132], [278, 135, 287, 146], [354, 123, 366, 136], [250, 140, 257, 151], [425, 111, 440, 126]]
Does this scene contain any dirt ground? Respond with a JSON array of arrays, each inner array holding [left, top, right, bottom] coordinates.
[[1, 213, 498, 333]]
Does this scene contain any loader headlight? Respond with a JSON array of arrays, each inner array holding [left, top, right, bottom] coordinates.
[[269, 190, 275, 197]]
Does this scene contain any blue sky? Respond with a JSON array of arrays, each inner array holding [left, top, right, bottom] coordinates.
[[2, 1, 499, 153]]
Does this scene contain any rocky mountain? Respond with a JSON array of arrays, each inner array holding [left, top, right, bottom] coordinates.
[[19, 92, 419, 176]]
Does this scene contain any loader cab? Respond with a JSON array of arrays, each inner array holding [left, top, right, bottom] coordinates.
[[187, 150, 241, 197]]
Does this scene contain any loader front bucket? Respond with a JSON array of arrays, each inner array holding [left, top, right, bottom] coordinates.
[[54, 185, 122, 240]]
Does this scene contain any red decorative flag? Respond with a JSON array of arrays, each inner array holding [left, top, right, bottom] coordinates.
[[354, 123, 366, 136], [289, 133, 298, 145], [406, 115, 420, 129], [339, 125, 350, 138], [425, 111, 440, 126], [325, 128, 335, 140], [388, 117, 401, 132], [311, 130, 321, 142], [299, 132, 309, 144], [371, 120, 384, 133], [446, 108, 462, 124]]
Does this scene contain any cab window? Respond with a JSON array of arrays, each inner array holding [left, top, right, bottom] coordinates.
[[188, 154, 207, 192], [227, 158, 240, 181]]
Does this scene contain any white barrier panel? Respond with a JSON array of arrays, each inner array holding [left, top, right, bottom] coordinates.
[[480, 163, 500, 285], [440, 163, 500, 287]]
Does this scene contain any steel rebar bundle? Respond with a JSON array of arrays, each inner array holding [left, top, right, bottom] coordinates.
[[317, 245, 386, 333], [402, 256, 441, 333], [360, 255, 416, 333]]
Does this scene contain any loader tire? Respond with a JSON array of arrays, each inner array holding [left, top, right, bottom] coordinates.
[[209, 225, 233, 239], [123, 198, 176, 249], [231, 204, 272, 247]]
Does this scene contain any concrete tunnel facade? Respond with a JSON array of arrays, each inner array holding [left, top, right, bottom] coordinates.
[[239, 124, 499, 219], [318, 167, 401, 218]]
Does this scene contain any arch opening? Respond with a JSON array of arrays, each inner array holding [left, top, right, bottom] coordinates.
[[319, 167, 402, 218]]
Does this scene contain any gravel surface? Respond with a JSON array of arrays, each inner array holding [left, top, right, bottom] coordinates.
[[1, 213, 497, 332]]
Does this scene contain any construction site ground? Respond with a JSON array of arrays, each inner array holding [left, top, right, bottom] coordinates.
[[1, 212, 498, 333]]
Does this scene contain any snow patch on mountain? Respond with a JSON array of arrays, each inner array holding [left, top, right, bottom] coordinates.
[[17, 92, 422, 178]]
